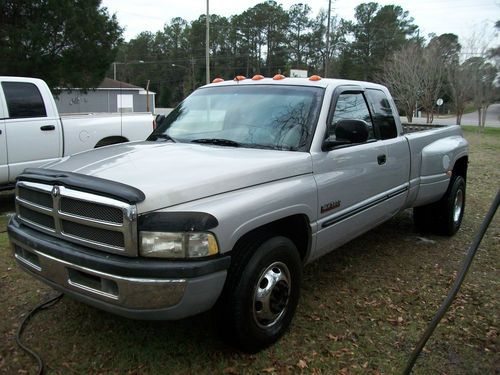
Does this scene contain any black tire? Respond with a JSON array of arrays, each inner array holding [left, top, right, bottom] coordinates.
[[413, 203, 434, 233], [413, 175, 466, 236], [217, 235, 302, 353], [440, 175, 466, 235]]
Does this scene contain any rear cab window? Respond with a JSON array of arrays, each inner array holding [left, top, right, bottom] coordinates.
[[365, 89, 398, 139], [1, 82, 47, 119]]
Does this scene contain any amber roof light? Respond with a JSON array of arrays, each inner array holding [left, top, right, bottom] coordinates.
[[252, 74, 264, 80], [309, 75, 322, 81], [273, 74, 285, 80], [234, 75, 246, 81], [212, 78, 224, 83]]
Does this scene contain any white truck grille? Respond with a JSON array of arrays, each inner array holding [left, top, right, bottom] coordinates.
[[15, 181, 138, 256]]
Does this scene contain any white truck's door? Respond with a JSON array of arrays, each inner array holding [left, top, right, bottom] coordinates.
[[0, 94, 7, 185], [1, 80, 62, 182], [312, 88, 409, 260]]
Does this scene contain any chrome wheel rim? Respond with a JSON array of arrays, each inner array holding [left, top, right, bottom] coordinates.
[[252, 262, 291, 328], [453, 189, 464, 223]]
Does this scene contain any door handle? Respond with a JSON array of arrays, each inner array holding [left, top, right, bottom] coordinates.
[[40, 125, 55, 131], [377, 154, 387, 165]]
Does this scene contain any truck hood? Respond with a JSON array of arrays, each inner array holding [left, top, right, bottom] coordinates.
[[45, 141, 313, 213]]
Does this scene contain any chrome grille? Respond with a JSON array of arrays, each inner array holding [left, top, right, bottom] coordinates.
[[18, 205, 55, 229], [60, 197, 123, 223], [15, 181, 137, 256], [62, 220, 125, 247], [18, 186, 52, 208]]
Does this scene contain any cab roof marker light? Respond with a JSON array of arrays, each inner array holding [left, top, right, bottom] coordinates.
[[252, 74, 264, 80], [273, 74, 285, 80], [309, 75, 322, 81], [234, 75, 246, 81], [212, 78, 224, 83]]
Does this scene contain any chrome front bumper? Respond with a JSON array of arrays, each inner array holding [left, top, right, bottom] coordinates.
[[9, 217, 230, 320]]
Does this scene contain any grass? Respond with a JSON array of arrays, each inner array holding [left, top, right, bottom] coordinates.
[[0, 130, 498, 375], [461, 125, 500, 137]]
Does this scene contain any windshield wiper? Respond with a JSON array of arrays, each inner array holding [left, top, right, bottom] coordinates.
[[151, 133, 176, 142], [191, 138, 241, 147], [250, 144, 289, 151]]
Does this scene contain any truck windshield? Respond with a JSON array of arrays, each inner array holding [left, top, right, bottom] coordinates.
[[149, 85, 324, 151]]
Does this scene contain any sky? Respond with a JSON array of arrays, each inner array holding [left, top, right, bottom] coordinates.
[[101, 0, 499, 51]]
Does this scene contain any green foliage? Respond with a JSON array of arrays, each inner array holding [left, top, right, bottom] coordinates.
[[114, 1, 419, 106], [0, 0, 123, 89], [338, 3, 418, 81], [287, 3, 313, 68], [104, 0, 417, 106]]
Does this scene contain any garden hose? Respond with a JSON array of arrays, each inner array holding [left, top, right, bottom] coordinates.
[[403, 190, 499, 374], [15, 293, 64, 375]]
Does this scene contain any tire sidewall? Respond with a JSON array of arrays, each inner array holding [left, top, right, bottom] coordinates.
[[233, 236, 302, 350], [445, 175, 466, 235]]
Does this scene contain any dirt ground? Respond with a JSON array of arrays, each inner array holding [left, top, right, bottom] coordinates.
[[0, 127, 498, 374]]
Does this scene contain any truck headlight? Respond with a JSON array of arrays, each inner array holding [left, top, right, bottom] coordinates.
[[140, 232, 219, 258]]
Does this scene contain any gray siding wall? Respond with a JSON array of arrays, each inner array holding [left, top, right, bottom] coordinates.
[[54, 89, 155, 114]]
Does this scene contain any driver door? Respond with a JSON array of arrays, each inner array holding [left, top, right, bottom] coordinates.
[[312, 87, 402, 259]]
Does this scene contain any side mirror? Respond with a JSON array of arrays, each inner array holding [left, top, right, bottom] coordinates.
[[322, 119, 370, 151]]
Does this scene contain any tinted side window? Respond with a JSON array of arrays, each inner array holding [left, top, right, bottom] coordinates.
[[2, 82, 47, 119], [366, 89, 397, 139], [329, 92, 374, 140]]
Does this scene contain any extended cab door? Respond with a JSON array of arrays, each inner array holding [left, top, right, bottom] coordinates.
[[312, 86, 410, 260], [1, 79, 62, 182]]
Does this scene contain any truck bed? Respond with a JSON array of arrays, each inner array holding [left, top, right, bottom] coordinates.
[[402, 123, 449, 134]]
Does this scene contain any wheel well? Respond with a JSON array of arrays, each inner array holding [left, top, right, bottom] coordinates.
[[232, 215, 311, 262], [95, 136, 128, 148], [452, 156, 468, 181]]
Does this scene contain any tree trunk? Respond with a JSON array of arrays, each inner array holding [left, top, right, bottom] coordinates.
[[481, 104, 489, 127], [456, 111, 462, 125]]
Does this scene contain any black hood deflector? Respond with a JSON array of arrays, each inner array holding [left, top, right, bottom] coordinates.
[[18, 168, 146, 204]]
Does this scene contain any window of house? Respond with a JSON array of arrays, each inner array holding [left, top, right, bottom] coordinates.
[[117, 94, 134, 112]]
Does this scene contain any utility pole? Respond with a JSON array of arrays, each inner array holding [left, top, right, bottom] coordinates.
[[325, 0, 332, 77], [113, 62, 117, 80], [206, 0, 210, 84]]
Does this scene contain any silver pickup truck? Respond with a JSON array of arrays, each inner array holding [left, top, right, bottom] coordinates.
[[8, 77, 468, 352]]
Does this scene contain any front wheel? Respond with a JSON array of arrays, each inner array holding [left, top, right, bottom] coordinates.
[[218, 235, 302, 353]]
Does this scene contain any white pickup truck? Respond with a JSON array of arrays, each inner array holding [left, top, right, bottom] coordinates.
[[0, 76, 155, 189], [9, 76, 468, 352]]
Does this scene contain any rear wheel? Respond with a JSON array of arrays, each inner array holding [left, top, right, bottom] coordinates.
[[217, 235, 302, 353], [413, 175, 466, 236]]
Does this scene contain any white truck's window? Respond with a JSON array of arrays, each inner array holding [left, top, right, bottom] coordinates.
[[329, 93, 374, 140], [1, 82, 47, 119]]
